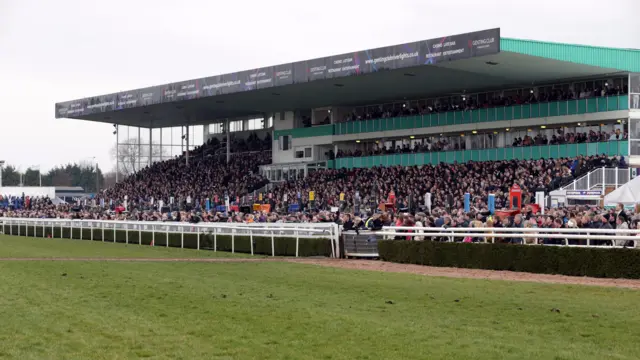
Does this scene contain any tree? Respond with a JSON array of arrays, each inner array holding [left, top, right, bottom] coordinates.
[[23, 168, 41, 186], [50, 171, 72, 187], [0, 165, 21, 186], [110, 138, 168, 176], [1, 163, 105, 192]]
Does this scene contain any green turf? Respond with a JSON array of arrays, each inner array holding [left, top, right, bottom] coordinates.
[[1, 237, 639, 359], [0, 235, 250, 259]]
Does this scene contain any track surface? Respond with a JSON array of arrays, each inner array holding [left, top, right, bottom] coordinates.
[[2, 257, 639, 289]]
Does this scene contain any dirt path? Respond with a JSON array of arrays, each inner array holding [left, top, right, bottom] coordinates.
[[289, 259, 640, 289], [2, 257, 639, 289]]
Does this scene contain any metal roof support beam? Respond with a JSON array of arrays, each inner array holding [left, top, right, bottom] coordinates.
[[137, 127, 141, 175], [149, 127, 153, 168], [226, 118, 230, 164], [185, 125, 190, 168]]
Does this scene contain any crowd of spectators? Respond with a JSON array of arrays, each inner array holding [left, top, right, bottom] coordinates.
[[513, 128, 627, 147], [190, 132, 270, 160], [341, 204, 639, 247], [331, 129, 627, 159], [103, 133, 272, 208], [270, 155, 620, 212], [2, 154, 623, 223], [337, 84, 627, 123], [2, 196, 637, 247]]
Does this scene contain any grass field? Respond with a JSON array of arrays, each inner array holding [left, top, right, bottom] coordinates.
[[1, 235, 640, 359], [0, 235, 251, 259]]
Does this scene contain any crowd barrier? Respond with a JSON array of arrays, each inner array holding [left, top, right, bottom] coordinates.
[[2, 218, 638, 259], [343, 226, 640, 258], [0, 218, 340, 258]]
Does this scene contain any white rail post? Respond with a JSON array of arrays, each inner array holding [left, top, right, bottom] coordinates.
[[42, 222, 45, 238], [213, 228, 217, 252], [138, 226, 141, 245], [615, 168, 619, 188], [80, 221, 83, 239], [33, 222, 36, 237], [70, 222, 73, 239], [295, 229, 299, 258], [197, 229, 200, 250], [101, 222, 105, 242], [18, 222, 20, 236], [250, 229, 254, 256], [181, 226, 184, 249], [9, 220, 12, 235], [90, 222, 93, 241], [165, 226, 169, 248], [113, 224, 116, 243], [50, 222, 53, 238], [232, 230, 235, 254], [126, 225, 129, 244], [271, 230, 275, 257], [152, 225, 155, 246]]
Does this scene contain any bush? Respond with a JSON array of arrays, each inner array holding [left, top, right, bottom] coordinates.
[[378, 240, 640, 279], [2, 225, 333, 257]]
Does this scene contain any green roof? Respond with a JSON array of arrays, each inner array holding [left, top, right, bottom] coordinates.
[[501, 38, 640, 72]]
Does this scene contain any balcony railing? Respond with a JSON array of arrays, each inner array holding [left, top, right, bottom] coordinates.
[[330, 140, 628, 169]]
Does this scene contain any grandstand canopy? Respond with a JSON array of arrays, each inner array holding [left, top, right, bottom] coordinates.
[[55, 28, 639, 128]]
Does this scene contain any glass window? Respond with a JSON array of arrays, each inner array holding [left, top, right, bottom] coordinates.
[[161, 127, 171, 146], [139, 127, 150, 145], [246, 118, 264, 130], [279, 135, 291, 151], [171, 127, 183, 146], [230, 120, 243, 132]]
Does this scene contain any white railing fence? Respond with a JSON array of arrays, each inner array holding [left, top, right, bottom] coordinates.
[[343, 226, 639, 258], [561, 167, 631, 191], [380, 226, 639, 247], [3, 218, 638, 259], [0, 218, 340, 258]]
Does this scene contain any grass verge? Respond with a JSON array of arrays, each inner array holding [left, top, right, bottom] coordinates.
[[0, 254, 638, 359], [0, 235, 250, 259]]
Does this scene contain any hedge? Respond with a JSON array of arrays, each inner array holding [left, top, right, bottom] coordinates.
[[378, 240, 640, 279], [2, 224, 333, 257]]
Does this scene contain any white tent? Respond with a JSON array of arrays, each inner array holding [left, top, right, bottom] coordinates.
[[604, 175, 640, 205]]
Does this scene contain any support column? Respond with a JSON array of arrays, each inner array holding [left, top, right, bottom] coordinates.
[[185, 125, 190, 167], [226, 119, 230, 163], [149, 127, 153, 167], [115, 125, 119, 183], [159, 127, 163, 162], [137, 127, 141, 174]]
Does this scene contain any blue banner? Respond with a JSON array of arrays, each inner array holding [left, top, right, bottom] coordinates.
[[464, 193, 470, 213], [488, 194, 495, 214], [206, 198, 211, 212], [288, 204, 300, 213]]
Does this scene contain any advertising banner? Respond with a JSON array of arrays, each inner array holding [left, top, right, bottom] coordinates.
[[55, 28, 500, 118]]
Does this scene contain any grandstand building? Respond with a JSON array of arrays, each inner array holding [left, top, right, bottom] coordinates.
[[56, 28, 640, 189]]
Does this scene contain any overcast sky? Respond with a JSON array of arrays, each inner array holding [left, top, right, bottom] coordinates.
[[1, 0, 638, 172]]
